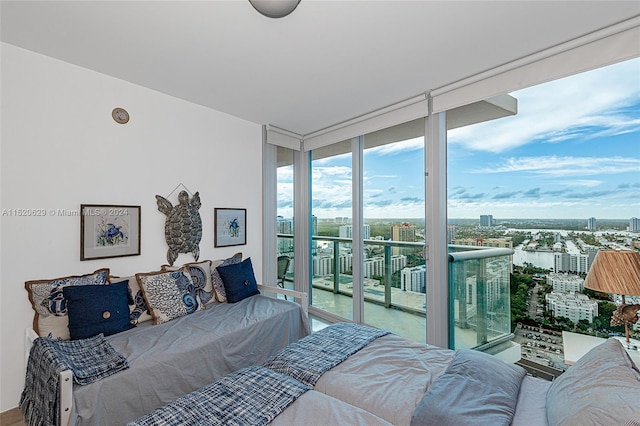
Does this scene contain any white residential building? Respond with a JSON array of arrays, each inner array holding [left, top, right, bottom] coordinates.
[[546, 273, 584, 293], [401, 265, 426, 293], [339, 224, 371, 240], [312, 255, 334, 276], [546, 291, 598, 323], [554, 252, 593, 274], [363, 256, 384, 278]]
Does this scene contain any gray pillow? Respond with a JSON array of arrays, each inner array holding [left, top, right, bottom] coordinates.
[[546, 338, 640, 425], [410, 349, 526, 426]]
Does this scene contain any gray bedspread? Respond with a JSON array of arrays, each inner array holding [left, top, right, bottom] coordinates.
[[128, 366, 310, 426], [122, 323, 552, 426], [71, 295, 308, 425]]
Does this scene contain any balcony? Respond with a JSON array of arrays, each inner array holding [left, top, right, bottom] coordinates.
[[278, 234, 516, 354]]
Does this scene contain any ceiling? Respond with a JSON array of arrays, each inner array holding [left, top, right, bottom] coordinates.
[[2, 1, 639, 135]]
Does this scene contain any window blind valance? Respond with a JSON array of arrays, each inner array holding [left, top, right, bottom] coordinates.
[[302, 94, 428, 152], [432, 17, 640, 114], [266, 17, 639, 152], [266, 125, 303, 151]]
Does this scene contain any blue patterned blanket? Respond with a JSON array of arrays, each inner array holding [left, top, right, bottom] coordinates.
[[262, 322, 390, 386], [128, 366, 310, 426], [20, 334, 129, 426]]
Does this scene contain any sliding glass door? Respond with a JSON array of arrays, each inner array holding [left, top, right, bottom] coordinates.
[[276, 146, 295, 290], [310, 141, 353, 321], [361, 119, 427, 341]]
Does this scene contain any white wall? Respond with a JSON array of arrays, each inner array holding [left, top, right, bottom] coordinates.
[[0, 43, 263, 411]]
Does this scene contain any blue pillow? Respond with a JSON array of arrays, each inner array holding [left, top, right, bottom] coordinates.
[[63, 280, 135, 340], [216, 257, 260, 303]]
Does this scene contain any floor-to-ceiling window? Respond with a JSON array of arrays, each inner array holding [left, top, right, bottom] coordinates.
[[446, 57, 640, 359], [302, 117, 431, 342], [310, 140, 354, 320], [276, 146, 295, 290], [266, 36, 637, 353], [362, 119, 426, 342]]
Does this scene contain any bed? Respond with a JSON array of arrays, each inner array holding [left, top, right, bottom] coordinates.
[[22, 292, 309, 426], [130, 322, 640, 426]]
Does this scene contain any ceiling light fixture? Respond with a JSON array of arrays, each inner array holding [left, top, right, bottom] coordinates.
[[249, 0, 301, 18]]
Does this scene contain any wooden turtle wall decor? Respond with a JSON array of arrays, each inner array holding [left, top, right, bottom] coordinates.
[[156, 190, 203, 265]]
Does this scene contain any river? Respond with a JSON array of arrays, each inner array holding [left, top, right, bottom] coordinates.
[[513, 245, 555, 270]]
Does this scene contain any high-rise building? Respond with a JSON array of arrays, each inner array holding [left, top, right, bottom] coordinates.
[[391, 222, 416, 256], [554, 252, 593, 274], [630, 217, 640, 232], [447, 224, 456, 244], [277, 216, 294, 256], [339, 224, 370, 239], [479, 214, 493, 227], [587, 217, 597, 231]]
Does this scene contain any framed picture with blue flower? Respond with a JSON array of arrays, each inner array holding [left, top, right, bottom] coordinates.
[[81, 204, 141, 260], [214, 208, 246, 247]]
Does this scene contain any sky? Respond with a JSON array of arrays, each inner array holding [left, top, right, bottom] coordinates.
[[279, 57, 640, 220]]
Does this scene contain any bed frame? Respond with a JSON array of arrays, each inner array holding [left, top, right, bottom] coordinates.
[[24, 284, 308, 426]]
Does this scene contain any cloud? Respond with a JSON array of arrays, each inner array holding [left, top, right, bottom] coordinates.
[[365, 199, 395, 208], [400, 196, 423, 204], [312, 198, 352, 209], [564, 180, 602, 188], [448, 59, 640, 153], [544, 189, 570, 196], [277, 200, 293, 209], [492, 191, 521, 200], [475, 156, 640, 177], [563, 190, 610, 199], [365, 136, 424, 156], [522, 188, 541, 199], [449, 190, 486, 200]]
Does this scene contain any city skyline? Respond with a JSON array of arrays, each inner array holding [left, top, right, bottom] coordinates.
[[278, 57, 640, 220]]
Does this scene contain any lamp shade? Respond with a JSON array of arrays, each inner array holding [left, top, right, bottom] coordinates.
[[584, 250, 640, 296], [249, 0, 301, 18]]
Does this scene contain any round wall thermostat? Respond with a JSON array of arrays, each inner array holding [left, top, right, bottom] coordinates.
[[112, 107, 130, 124]]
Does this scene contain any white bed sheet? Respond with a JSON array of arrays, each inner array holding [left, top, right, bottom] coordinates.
[[314, 333, 455, 425]]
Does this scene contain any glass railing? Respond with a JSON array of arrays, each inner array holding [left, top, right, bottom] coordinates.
[[277, 234, 514, 351], [448, 245, 514, 351]]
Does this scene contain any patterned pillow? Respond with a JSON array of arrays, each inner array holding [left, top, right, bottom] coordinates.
[[63, 281, 135, 340], [211, 253, 243, 303], [136, 268, 205, 324], [25, 268, 110, 339], [216, 257, 260, 303], [161, 260, 215, 304], [110, 275, 154, 325]]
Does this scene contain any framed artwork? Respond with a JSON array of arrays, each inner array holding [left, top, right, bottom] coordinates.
[[80, 204, 141, 260], [214, 208, 246, 247]]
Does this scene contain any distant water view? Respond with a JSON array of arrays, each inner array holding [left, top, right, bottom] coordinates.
[[512, 246, 554, 270]]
